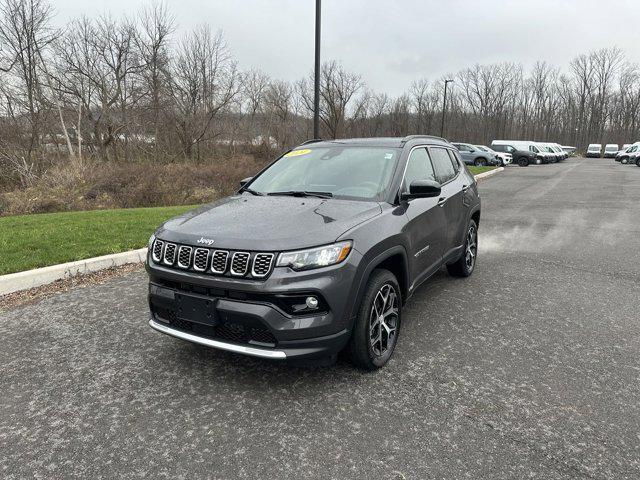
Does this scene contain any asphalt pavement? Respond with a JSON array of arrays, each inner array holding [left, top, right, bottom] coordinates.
[[1, 158, 639, 479]]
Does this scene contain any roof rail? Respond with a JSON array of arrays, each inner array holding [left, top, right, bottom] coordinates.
[[300, 138, 324, 145], [400, 134, 447, 145]]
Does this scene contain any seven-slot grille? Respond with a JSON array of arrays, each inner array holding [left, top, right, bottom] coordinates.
[[230, 252, 251, 276], [152, 240, 274, 279], [252, 253, 274, 278]]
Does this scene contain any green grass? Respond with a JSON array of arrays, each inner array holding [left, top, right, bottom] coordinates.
[[468, 166, 498, 175], [0, 205, 196, 275]]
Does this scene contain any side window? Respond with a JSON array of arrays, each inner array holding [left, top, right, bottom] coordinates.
[[430, 147, 456, 184], [403, 147, 436, 189], [447, 149, 461, 174]]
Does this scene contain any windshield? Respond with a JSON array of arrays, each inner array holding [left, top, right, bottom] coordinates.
[[605, 145, 617, 151], [247, 146, 400, 201], [588, 145, 601, 151], [476, 145, 492, 153]]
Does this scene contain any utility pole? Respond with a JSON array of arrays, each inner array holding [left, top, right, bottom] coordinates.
[[440, 79, 454, 138], [313, 0, 321, 139]]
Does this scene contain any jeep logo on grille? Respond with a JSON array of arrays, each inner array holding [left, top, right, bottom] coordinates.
[[197, 237, 215, 246]]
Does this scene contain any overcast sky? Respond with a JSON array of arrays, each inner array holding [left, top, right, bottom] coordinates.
[[52, 0, 640, 96]]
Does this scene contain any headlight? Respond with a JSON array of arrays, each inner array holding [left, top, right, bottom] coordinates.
[[276, 241, 352, 271], [148, 233, 156, 250]]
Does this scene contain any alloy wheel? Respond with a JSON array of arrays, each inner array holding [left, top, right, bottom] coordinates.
[[369, 284, 399, 357], [465, 224, 477, 270]]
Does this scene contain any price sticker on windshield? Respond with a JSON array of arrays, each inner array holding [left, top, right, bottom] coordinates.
[[285, 149, 312, 157]]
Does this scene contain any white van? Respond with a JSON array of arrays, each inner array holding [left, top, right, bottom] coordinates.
[[603, 144, 619, 158], [586, 144, 602, 158], [616, 142, 640, 163]]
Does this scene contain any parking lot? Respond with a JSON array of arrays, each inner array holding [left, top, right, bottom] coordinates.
[[1, 157, 639, 479]]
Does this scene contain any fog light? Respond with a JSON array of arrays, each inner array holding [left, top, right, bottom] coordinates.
[[305, 296, 319, 309]]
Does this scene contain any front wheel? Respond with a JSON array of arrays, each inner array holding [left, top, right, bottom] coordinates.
[[349, 269, 401, 370], [518, 156, 530, 167], [447, 219, 478, 277], [636, 158, 640, 167], [621, 157, 628, 164], [474, 158, 487, 167]]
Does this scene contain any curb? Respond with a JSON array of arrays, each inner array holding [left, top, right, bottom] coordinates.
[[474, 167, 504, 181], [0, 248, 147, 296], [1, 169, 505, 297]]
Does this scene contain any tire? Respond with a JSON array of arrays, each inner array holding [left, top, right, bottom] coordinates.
[[447, 219, 478, 278], [518, 156, 530, 167], [474, 157, 487, 167], [636, 158, 640, 167], [348, 269, 402, 370], [621, 157, 628, 164]]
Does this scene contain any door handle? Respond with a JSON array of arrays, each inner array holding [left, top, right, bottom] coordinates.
[[438, 196, 447, 206]]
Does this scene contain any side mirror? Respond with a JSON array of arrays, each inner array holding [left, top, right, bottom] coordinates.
[[239, 177, 252, 188], [402, 179, 441, 200]]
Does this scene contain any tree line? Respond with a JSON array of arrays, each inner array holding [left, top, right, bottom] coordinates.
[[1, 0, 638, 187]]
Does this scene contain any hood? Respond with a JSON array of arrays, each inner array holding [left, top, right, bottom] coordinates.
[[156, 195, 382, 251]]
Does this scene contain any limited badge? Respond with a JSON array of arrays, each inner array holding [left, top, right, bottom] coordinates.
[[284, 149, 312, 157]]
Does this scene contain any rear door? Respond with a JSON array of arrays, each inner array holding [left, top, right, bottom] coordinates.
[[428, 146, 466, 256], [402, 147, 446, 282]]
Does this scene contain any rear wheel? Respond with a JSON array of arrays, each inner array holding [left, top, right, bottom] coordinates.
[[447, 219, 478, 277], [474, 157, 487, 167], [636, 158, 640, 167], [518, 156, 530, 167], [349, 269, 401, 370]]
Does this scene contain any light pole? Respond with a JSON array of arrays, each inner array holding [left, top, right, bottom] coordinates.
[[440, 79, 453, 138], [313, 0, 321, 139]]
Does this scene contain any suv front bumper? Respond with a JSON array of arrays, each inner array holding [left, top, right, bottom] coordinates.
[[146, 250, 361, 360]]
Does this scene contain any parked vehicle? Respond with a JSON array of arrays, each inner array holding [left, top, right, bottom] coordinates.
[[616, 143, 639, 163], [550, 143, 568, 160], [475, 145, 512, 166], [603, 144, 619, 158], [451, 142, 499, 166], [621, 144, 632, 151], [146, 136, 481, 370], [491, 140, 539, 166], [539, 143, 563, 162], [586, 144, 602, 158], [561, 146, 576, 154], [624, 149, 640, 166]]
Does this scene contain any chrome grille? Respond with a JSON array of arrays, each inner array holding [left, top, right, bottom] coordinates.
[[193, 248, 209, 271], [211, 250, 229, 274], [152, 240, 164, 262], [163, 243, 177, 265], [153, 241, 273, 279], [230, 252, 250, 276], [177, 246, 192, 269], [252, 253, 274, 278]]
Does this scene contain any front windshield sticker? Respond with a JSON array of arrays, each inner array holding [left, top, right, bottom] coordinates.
[[384, 153, 394, 159], [284, 149, 312, 157]]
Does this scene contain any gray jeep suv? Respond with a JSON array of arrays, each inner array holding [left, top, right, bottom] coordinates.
[[146, 136, 481, 369]]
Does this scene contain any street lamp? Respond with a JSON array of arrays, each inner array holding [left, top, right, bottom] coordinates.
[[440, 79, 454, 138], [313, 0, 321, 139]]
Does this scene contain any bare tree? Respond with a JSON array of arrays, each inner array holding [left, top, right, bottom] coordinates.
[[167, 26, 239, 159], [297, 60, 363, 139]]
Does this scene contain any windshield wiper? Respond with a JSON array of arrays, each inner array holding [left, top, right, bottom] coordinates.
[[267, 190, 333, 199], [242, 187, 264, 196]]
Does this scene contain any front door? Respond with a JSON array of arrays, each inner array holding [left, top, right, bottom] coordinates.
[[401, 147, 446, 283]]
